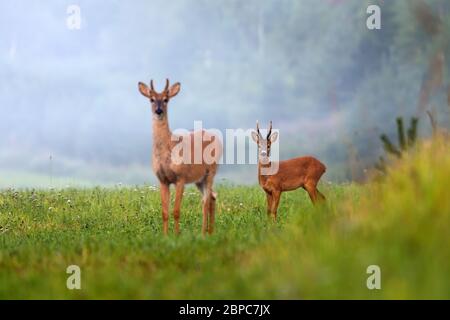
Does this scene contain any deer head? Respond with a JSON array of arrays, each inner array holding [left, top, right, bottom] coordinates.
[[138, 79, 181, 120], [251, 121, 278, 165]]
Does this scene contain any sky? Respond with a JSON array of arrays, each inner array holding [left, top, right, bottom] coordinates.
[[0, 0, 445, 187]]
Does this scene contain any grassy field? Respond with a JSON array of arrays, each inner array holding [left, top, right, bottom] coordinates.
[[1, 138, 449, 299]]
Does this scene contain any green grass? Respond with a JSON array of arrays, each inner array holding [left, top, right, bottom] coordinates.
[[1, 139, 449, 299]]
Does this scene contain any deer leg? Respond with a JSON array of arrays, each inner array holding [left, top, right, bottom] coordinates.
[[270, 190, 281, 221], [201, 192, 211, 235], [265, 192, 273, 217], [208, 191, 216, 235], [316, 188, 326, 202], [203, 173, 217, 235], [160, 183, 170, 235], [304, 182, 318, 204], [173, 180, 185, 235], [196, 180, 208, 235]]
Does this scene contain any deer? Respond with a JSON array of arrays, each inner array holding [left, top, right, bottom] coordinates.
[[251, 121, 326, 221], [138, 79, 222, 235]]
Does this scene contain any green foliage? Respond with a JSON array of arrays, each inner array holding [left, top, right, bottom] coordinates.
[[380, 133, 402, 158], [397, 117, 406, 150], [1, 138, 450, 299], [407, 117, 419, 146], [377, 117, 419, 172]]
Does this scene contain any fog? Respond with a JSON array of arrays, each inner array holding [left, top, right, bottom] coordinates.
[[1, 0, 449, 187]]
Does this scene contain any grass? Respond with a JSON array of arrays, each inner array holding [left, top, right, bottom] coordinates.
[[0, 138, 449, 299]]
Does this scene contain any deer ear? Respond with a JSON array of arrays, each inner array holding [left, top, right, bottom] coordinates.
[[251, 131, 259, 143], [270, 132, 278, 143], [169, 82, 181, 98], [168, 82, 181, 98], [138, 82, 150, 98]]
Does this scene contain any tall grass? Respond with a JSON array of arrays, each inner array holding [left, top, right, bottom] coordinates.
[[0, 137, 449, 299], [239, 137, 450, 299]]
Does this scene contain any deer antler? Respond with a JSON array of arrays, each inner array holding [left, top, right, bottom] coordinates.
[[267, 121, 272, 138], [164, 79, 170, 92], [150, 80, 155, 92], [256, 120, 262, 137]]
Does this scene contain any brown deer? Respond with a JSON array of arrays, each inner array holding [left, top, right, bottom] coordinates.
[[251, 121, 326, 220], [138, 79, 222, 235]]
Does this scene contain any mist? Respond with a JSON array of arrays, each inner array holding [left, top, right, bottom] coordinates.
[[1, 0, 449, 187]]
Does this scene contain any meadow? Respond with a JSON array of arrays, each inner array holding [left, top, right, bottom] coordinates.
[[0, 138, 449, 299]]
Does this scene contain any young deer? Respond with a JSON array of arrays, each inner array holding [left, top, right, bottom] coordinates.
[[251, 121, 326, 220], [138, 79, 222, 235]]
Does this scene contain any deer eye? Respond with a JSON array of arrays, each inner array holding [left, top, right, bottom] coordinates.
[[163, 98, 168, 103], [150, 98, 155, 103]]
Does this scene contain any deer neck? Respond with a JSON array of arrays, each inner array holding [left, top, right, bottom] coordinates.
[[258, 160, 272, 184], [152, 118, 172, 159]]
